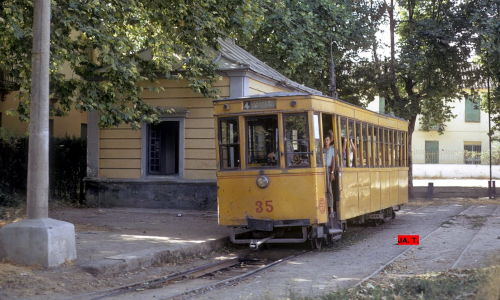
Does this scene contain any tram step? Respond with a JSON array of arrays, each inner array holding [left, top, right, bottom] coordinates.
[[329, 228, 343, 235]]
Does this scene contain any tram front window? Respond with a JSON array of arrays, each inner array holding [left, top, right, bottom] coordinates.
[[247, 115, 279, 168], [219, 118, 240, 169], [284, 113, 310, 168]]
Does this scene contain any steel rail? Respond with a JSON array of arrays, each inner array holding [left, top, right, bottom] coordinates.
[[450, 205, 500, 269], [162, 250, 311, 300], [77, 257, 242, 300]]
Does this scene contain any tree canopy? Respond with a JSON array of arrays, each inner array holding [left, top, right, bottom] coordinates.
[[235, 0, 384, 105], [0, 0, 257, 127]]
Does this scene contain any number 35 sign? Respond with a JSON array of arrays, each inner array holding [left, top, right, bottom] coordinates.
[[255, 200, 273, 213]]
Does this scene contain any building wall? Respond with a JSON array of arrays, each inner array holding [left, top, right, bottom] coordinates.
[[248, 78, 291, 95], [0, 91, 87, 138], [98, 77, 230, 180], [412, 92, 495, 164], [367, 93, 498, 166]]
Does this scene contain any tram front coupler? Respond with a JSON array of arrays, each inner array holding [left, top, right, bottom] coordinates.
[[249, 235, 275, 250], [230, 227, 308, 248]]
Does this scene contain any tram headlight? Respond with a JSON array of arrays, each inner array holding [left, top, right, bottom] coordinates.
[[256, 175, 270, 189]]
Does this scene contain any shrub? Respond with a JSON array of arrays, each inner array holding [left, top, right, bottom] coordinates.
[[0, 135, 86, 206]]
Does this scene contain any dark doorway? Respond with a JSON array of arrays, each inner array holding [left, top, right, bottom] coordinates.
[[148, 121, 179, 175]]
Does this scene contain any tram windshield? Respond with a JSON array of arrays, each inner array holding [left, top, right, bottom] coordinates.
[[247, 115, 279, 168], [284, 113, 310, 168]]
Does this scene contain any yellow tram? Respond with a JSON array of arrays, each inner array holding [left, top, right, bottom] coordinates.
[[214, 93, 409, 248]]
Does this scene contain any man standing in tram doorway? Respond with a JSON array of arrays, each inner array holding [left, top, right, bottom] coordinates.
[[324, 131, 336, 214]]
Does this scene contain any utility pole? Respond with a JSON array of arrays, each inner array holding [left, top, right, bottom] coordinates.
[[0, 0, 76, 267], [487, 76, 495, 199], [27, 0, 51, 219], [329, 39, 338, 99]]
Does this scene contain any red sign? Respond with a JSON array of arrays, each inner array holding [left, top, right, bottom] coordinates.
[[397, 235, 420, 245]]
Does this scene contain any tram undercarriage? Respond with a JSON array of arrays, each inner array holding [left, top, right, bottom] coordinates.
[[230, 206, 400, 249]]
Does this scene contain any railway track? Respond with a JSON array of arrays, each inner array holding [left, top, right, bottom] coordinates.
[[355, 204, 498, 286], [73, 204, 492, 300], [76, 248, 311, 300]]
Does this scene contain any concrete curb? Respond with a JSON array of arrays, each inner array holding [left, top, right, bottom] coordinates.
[[80, 236, 229, 277], [413, 186, 496, 198]]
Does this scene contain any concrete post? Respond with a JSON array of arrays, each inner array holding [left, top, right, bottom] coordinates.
[[0, 0, 76, 267], [27, 0, 51, 219], [426, 182, 434, 200]]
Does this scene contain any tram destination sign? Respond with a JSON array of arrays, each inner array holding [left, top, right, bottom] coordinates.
[[243, 99, 276, 110]]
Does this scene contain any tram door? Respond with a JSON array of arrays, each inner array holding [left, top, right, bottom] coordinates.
[[321, 113, 340, 212]]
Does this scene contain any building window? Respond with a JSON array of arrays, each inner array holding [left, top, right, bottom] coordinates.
[[147, 121, 179, 175], [425, 141, 439, 164], [379, 97, 385, 114], [464, 142, 481, 165], [80, 123, 87, 140], [465, 95, 480, 123]]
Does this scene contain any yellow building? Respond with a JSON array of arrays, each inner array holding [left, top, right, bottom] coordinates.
[[85, 39, 322, 209], [0, 68, 87, 138]]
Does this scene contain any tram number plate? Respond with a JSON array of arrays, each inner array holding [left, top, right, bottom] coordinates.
[[255, 200, 273, 213]]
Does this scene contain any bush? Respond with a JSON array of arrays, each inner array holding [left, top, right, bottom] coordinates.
[[0, 135, 86, 206]]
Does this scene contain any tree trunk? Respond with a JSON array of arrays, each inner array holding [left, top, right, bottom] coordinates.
[[329, 41, 338, 98], [407, 115, 417, 199], [27, 0, 51, 219]]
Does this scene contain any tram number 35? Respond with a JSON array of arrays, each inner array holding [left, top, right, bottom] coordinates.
[[255, 200, 273, 213]]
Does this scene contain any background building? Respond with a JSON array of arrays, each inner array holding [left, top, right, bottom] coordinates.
[[367, 94, 499, 178], [84, 39, 322, 209]]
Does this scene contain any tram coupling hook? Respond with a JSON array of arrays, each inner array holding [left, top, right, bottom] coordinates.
[[249, 235, 275, 250]]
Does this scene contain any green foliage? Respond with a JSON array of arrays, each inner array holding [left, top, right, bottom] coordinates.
[[375, 0, 474, 134], [235, 0, 384, 105], [0, 136, 86, 206], [0, 0, 257, 128], [467, 0, 500, 133]]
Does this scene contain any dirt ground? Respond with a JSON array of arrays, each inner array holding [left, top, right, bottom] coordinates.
[[0, 198, 499, 300], [0, 206, 230, 300]]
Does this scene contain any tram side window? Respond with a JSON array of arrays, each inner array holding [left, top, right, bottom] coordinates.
[[340, 117, 347, 167], [355, 122, 362, 167], [247, 115, 279, 168], [391, 130, 396, 167], [381, 129, 389, 167], [396, 131, 401, 167], [347, 119, 357, 167], [363, 123, 370, 167], [284, 113, 310, 168], [372, 126, 381, 167], [403, 132, 407, 166], [388, 130, 393, 167], [219, 118, 240, 169]]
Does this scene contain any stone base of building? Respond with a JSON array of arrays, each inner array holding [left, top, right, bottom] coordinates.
[[84, 178, 217, 210]]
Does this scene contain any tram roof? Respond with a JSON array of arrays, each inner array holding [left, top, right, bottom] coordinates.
[[215, 92, 408, 123]]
